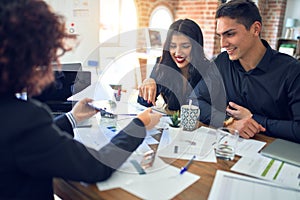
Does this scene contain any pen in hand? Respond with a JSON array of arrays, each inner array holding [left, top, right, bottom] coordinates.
[[117, 113, 169, 117], [180, 155, 196, 175]]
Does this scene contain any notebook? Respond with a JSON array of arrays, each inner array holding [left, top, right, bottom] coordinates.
[[33, 70, 91, 115], [260, 138, 300, 167]]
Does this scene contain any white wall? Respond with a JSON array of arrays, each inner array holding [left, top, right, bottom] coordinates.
[[282, 0, 300, 39], [45, 0, 100, 65]]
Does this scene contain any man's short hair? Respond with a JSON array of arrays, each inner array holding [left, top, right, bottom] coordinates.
[[216, 0, 262, 30]]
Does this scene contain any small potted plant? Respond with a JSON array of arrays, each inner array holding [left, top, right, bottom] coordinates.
[[169, 111, 180, 128]]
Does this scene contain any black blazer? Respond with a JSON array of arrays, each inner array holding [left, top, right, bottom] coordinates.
[[0, 94, 146, 200]]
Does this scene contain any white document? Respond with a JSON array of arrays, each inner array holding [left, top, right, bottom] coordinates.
[[74, 111, 163, 150], [121, 163, 199, 200], [97, 145, 155, 191], [74, 116, 111, 150], [68, 81, 114, 101], [235, 137, 266, 157], [231, 153, 300, 189], [208, 170, 300, 200], [157, 126, 217, 162], [97, 156, 200, 200], [75, 123, 158, 154]]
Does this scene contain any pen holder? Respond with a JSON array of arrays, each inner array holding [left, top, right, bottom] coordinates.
[[110, 84, 122, 102], [114, 89, 121, 101]]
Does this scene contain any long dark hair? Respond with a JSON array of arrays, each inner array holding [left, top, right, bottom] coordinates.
[[151, 19, 208, 109]]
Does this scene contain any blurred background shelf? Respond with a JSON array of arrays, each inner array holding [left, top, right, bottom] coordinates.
[[276, 38, 300, 59]]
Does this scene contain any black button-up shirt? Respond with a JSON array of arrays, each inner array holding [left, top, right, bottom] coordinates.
[[193, 40, 300, 143]]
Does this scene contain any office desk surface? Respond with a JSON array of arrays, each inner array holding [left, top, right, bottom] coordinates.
[[54, 132, 274, 200]]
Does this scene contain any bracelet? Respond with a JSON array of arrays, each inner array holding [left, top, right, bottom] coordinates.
[[223, 117, 234, 127]]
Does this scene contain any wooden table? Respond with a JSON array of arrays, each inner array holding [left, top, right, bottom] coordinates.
[[54, 133, 274, 200]]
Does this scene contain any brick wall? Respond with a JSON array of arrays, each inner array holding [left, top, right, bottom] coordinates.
[[258, 0, 287, 48], [135, 0, 287, 58], [174, 0, 220, 58], [135, 0, 220, 59]]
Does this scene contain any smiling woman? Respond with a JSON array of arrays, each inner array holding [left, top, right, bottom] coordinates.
[[169, 34, 192, 69], [137, 18, 210, 114]]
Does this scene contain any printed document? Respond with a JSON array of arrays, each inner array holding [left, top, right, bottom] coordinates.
[[231, 153, 300, 189], [208, 170, 300, 200], [97, 155, 200, 200], [157, 126, 217, 162]]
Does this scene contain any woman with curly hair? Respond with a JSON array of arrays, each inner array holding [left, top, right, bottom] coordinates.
[[0, 0, 161, 199]]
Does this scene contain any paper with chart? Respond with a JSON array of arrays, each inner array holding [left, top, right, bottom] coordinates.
[[208, 170, 300, 200], [157, 125, 268, 162], [157, 126, 217, 162], [74, 117, 161, 151], [231, 153, 300, 189]]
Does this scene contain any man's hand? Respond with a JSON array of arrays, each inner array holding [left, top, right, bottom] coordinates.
[[71, 98, 98, 123], [137, 108, 162, 130], [228, 118, 266, 138], [226, 102, 266, 138], [226, 101, 252, 119]]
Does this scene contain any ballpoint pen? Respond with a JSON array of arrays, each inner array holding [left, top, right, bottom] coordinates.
[[180, 155, 196, 175], [88, 103, 169, 117], [87, 103, 115, 118], [117, 113, 169, 117]]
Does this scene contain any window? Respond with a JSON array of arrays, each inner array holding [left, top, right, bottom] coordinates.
[[99, 0, 137, 45], [149, 6, 173, 43]]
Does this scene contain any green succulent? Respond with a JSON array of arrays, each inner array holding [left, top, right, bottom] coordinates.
[[169, 111, 180, 127]]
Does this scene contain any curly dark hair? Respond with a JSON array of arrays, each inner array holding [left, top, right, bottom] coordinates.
[[0, 0, 76, 96]]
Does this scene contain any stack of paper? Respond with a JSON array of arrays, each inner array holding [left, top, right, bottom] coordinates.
[[97, 155, 200, 200], [208, 170, 300, 200], [231, 153, 300, 190]]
